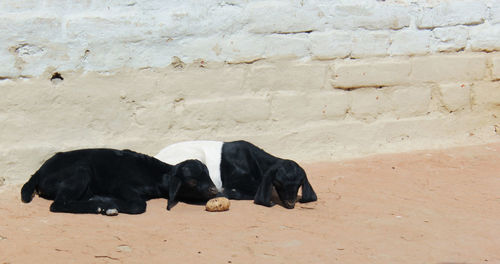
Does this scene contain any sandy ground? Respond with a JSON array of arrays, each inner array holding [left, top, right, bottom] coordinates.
[[1, 143, 500, 264]]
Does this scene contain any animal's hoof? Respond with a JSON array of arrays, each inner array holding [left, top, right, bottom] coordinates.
[[105, 208, 119, 216]]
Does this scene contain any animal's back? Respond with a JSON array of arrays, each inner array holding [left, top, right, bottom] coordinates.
[[22, 149, 167, 201], [21, 150, 89, 203]]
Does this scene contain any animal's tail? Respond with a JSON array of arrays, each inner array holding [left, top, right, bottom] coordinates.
[[21, 172, 39, 203]]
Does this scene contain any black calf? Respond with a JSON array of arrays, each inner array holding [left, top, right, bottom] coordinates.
[[21, 148, 218, 215], [220, 141, 317, 209]]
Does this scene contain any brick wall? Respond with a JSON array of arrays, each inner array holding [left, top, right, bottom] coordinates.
[[1, 0, 499, 184]]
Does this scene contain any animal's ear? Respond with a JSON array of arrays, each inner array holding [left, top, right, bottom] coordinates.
[[299, 176, 317, 203], [254, 167, 277, 207], [167, 174, 182, 210]]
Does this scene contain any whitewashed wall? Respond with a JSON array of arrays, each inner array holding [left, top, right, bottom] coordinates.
[[1, 0, 500, 77]]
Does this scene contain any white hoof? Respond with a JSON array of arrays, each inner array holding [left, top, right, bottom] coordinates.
[[105, 208, 119, 216]]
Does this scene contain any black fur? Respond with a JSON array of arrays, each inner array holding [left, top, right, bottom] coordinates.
[[220, 141, 317, 209], [21, 148, 218, 215]]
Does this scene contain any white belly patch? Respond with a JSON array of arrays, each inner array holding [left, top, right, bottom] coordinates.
[[155, 141, 224, 191]]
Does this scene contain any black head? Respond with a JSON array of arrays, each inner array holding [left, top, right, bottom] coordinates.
[[254, 160, 317, 209], [167, 159, 218, 210]]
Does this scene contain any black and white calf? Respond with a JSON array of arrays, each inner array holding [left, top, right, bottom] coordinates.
[[21, 148, 218, 215], [155, 140, 317, 209]]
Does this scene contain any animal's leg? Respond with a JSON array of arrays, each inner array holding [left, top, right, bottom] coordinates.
[[49, 167, 105, 214], [88, 196, 146, 215], [110, 188, 148, 214], [110, 199, 147, 214], [50, 199, 117, 214], [222, 188, 254, 200]]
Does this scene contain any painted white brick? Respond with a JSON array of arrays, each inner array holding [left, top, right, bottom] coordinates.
[[469, 23, 500, 52], [310, 31, 351, 59], [71, 36, 223, 71], [491, 0, 500, 24], [66, 17, 152, 43], [0, 0, 498, 79], [262, 34, 311, 59], [219, 33, 267, 64], [0, 35, 74, 77], [0, 16, 62, 43], [351, 30, 390, 58], [0, 0, 40, 14], [0, 47, 18, 77], [12, 44, 63, 77], [325, 3, 410, 30], [439, 83, 471, 112], [77, 41, 136, 71], [433, 26, 468, 52], [174, 36, 223, 64], [41, 0, 93, 15], [389, 29, 432, 56], [244, 1, 320, 34], [86, 1, 246, 37], [417, 1, 488, 29], [221, 33, 310, 63], [152, 2, 246, 37]]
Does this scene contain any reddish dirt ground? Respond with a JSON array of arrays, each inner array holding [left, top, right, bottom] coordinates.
[[1, 143, 499, 264]]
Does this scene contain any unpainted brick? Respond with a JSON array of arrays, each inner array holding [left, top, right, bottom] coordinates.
[[331, 58, 411, 88], [245, 63, 326, 92], [472, 81, 500, 109], [178, 97, 271, 129], [349, 88, 392, 121], [158, 66, 247, 99], [410, 54, 488, 83], [439, 83, 471, 112], [348, 85, 432, 121], [389, 85, 432, 118], [492, 56, 500, 80], [270, 91, 350, 121]]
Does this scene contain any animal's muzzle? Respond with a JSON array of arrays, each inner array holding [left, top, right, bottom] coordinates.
[[208, 186, 218, 197], [283, 200, 296, 209]]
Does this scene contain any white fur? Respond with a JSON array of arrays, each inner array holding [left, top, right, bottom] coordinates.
[[155, 141, 224, 191]]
